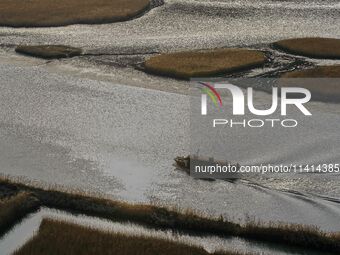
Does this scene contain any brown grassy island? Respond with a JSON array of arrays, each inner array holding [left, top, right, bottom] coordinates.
[[15, 45, 83, 59], [282, 65, 340, 78], [144, 48, 266, 79], [0, 0, 150, 27], [14, 219, 248, 255], [273, 38, 340, 59]]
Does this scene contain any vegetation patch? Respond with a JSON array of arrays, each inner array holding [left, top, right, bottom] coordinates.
[[0, 192, 40, 237], [0, 177, 340, 254], [273, 38, 340, 59], [0, 176, 240, 237], [241, 222, 340, 254], [143, 49, 266, 79], [14, 219, 247, 255], [281, 65, 340, 102], [15, 45, 83, 59], [0, 0, 150, 27]]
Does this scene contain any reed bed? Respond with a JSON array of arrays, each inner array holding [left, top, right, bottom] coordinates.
[[1, 176, 339, 254], [14, 219, 250, 255]]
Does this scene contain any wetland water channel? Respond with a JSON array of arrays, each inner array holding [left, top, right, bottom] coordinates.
[[1, 59, 340, 232]]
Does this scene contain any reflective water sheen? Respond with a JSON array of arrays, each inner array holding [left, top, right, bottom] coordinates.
[[0, 0, 339, 235]]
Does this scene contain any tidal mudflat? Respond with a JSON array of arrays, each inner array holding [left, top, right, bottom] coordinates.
[[0, 51, 340, 233], [0, 0, 340, 254], [15, 45, 82, 59]]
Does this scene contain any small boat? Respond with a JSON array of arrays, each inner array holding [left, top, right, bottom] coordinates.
[[174, 155, 191, 174]]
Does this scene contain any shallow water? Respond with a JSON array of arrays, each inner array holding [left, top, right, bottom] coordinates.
[[0, 207, 334, 255], [0, 60, 340, 232], [0, 0, 339, 237]]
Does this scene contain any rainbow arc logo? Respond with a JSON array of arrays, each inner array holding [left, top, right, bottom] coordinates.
[[199, 82, 223, 109]]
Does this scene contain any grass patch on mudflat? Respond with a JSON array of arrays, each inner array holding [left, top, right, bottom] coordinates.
[[281, 65, 340, 102], [0, 0, 150, 27], [241, 222, 340, 254], [13, 219, 247, 255], [273, 38, 340, 59], [143, 49, 266, 79], [0, 192, 40, 237], [15, 45, 83, 59], [1, 177, 340, 254], [0, 176, 240, 236]]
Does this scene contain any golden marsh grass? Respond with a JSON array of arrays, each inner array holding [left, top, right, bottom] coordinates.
[[144, 49, 266, 79], [13, 218, 249, 255], [274, 38, 340, 59], [0, 0, 150, 27], [1, 176, 340, 253]]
